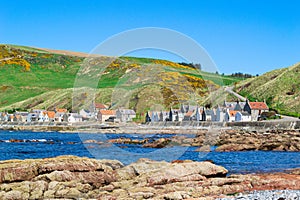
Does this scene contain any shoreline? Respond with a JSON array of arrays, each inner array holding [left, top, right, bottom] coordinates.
[[1, 124, 300, 152], [1, 120, 299, 135], [0, 155, 300, 199], [0, 120, 299, 134]]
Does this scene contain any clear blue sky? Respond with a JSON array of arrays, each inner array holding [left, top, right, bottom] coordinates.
[[1, 0, 300, 75]]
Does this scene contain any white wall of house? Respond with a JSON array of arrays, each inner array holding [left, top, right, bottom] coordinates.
[[99, 114, 115, 122], [67, 114, 82, 123], [68, 115, 76, 123], [116, 109, 136, 122], [205, 114, 212, 121], [44, 114, 49, 122], [216, 108, 225, 122], [235, 112, 252, 122], [225, 111, 235, 122], [38, 112, 44, 122], [235, 112, 242, 122], [195, 108, 202, 121], [177, 113, 184, 121], [242, 115, 251, 122]]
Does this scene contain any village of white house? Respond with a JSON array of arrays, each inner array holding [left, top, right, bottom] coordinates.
[[0, 99, 272, 125]]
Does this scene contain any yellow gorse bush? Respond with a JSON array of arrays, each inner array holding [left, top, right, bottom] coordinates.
[[0, 45, 31, 71], [1, 58, 31, 71], [153, 60, 195, 70]]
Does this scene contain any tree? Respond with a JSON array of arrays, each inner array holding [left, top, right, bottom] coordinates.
[[178, 62, 201, 70]]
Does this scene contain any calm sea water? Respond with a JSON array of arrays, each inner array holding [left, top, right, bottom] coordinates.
[[0, 130, 300, 174]]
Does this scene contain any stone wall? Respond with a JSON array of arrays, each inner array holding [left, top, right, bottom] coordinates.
[[148, 120, 300, 130]]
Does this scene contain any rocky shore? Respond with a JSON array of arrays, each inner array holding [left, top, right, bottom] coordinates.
[[1, 156, 300, 199], [104, 128, 300, 152], [2, 124, 300, 152], [216, 129, 300, 152]]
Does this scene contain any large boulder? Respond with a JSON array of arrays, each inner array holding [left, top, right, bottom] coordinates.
[[142, 138, 171, 148], [116, 158, 227, 186], [0, 160, 38, 183], [36, 170, 117, 187], [145, 160, 227, 186], [215, 143, 257, 152], [0, 156, 123, 184], [37, 155, 123, 173], [116, 158, 170, 180]]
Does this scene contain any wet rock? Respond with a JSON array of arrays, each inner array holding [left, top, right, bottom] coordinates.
[[142, 138, 171, 148], [287, 168, 300, 175], [108, 138, 148, 145], [216, 129, 300, 152], [215, 144, 257, 152], [9, 139, 24, 143], [83, 139, 98, 143], [195, 145, 211, 152]]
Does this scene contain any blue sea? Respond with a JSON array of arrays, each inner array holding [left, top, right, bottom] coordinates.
[[0, 130, 300, 174]]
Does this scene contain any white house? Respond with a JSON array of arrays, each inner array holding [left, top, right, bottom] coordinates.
[[243, 100, 269, 121], [98, 110, 116, 122], [67, 113, 83, 123], [38, 112, 45, 122], [26, 113, 38, 122], [203, 109, 216, 121], [216, 106, 225, 122], [225, 110, 237, 122], [116, 108, 136, 122], [0, 113, 9, 121], [235, 111, 251, 122], [159, 111, 169, 121], [44, 113, 49, 122], [150, 111, 160, 122], [54, 113, 63, 122], [79, 109, 94, 120], [195, 107, 202, 121]]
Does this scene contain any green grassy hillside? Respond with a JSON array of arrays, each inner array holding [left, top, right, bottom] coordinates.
[[234, 63, 300, 117], [0, 44, 242, 113]]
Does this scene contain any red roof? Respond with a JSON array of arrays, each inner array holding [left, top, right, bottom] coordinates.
[[56, 108, 67, 113], [47, 111, 55, 118], [249, 102, 269, 110], [99, 110, 116, 115], [229, 110, 237, 117], [95, 103, 107, 109], [185, 111, 194, 117]]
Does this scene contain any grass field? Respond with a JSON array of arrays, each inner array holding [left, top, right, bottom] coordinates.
[[235, 63, 300, 117], [0, 44, 243, 113]]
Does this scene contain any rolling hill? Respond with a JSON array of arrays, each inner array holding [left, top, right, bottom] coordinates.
[[0, 44, 242, 114], [234, 62, 300, 117]]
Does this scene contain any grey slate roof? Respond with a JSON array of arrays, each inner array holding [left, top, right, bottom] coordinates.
[[223, 101, 246, 110], [118, 109, 136, 115]]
